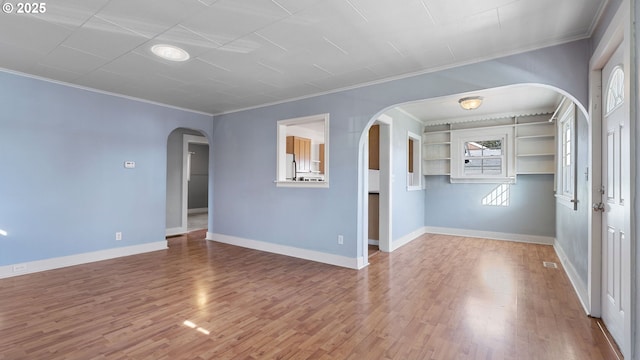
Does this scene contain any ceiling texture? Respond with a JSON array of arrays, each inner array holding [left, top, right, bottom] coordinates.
[[0, 0, 606, 116]]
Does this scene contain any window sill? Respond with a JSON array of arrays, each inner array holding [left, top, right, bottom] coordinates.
[[450, 177, 515, 184], [556, 194, 577, 210], [275, 180, 329, 188]]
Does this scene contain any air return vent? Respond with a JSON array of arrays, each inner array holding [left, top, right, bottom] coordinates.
[[543, 261, 558, 269]]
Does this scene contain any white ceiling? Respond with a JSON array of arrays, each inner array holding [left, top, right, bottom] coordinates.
[[396, 85, 565, 125], [0, 0, 605, 115]]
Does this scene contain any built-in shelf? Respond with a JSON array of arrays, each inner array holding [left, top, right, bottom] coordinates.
[[517, 153, 554, 157], [422, 115, 557, 176], [423, 128, 451, 175], [515, 119, 555, 174], [517, 134, 554, 140], [424, 141, 452, 145]]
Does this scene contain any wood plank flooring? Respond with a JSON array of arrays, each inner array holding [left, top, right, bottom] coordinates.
[[0, 231, 620, 359]]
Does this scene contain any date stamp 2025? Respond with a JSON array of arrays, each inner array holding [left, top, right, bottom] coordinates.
[[2, 2, 47, 14]]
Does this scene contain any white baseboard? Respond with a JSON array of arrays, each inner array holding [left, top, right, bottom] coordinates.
[[368, 239, 380, 245], [166, 227, 187, 236], [0, 241, 167, 279], [206, 232, 364, 269], [188, 208, 208, 214], [553, 239, 590, 315], [424, 226, 555, 245], [391, 227, 428, 251]]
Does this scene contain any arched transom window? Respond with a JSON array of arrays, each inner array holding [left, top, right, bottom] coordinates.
[[606, 66, 624, 114]]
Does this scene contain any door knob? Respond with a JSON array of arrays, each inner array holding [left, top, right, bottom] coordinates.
[[592, 202, 605, 212]]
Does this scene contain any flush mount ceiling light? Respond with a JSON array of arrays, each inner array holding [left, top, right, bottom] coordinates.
[[151, 44, 190, 62], [458, 96, 483, 110]]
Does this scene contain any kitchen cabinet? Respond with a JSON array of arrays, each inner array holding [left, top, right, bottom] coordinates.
[[368, 193, 379, 240], [286, 136, 311, 173], [369, 125, 380, 170]]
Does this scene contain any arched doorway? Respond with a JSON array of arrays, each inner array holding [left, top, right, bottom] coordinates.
[[166, 128, 210, 236], [358, 84, 590, 274]]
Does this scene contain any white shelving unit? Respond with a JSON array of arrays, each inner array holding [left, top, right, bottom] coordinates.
[[422, 115, 556, 177], [422, 126, 451, 175], [515, 120, 555, 174]]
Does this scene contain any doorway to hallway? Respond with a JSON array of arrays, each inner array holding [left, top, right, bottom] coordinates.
[[166, 128, 209, 236]]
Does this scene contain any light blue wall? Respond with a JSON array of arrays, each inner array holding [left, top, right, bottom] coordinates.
[[555, 108, 589, 286], [424, 175, 555, 237], [212, 40, 590, 260], [383, 108, 426, 242], [0, 40, 591, 267], [0, 72, 212, 266]]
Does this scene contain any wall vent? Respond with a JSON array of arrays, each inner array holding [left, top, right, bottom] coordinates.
[[543, 261, 558, 268]]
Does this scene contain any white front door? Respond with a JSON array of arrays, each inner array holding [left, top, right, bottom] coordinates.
[[600, 43, 628, 348]]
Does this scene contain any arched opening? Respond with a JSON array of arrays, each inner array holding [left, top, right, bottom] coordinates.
[[358, 83, 589, 271], [166, 127, 210, 237]]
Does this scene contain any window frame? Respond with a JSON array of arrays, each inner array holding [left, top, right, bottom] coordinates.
[[556, 104, 577, 209], [407, 131, 422, 191], [275, 113, 329, 188], [450, 127, 515, 184]]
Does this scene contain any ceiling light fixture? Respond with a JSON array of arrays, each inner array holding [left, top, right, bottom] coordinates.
[[151, 44, 190, 62], [458, 96, 483, 110]]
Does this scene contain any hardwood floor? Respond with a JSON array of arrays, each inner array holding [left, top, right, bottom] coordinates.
[[0, 232, 620, 359]]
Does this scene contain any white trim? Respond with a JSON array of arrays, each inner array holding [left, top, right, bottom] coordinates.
[[276, 113, 330, 187], [556, 102, 578, 210], [407, 130, 422, 190], [0, 242, 167, 279], [275, 181, 329, 188], [206, 232, 363, 269], [181, 135, 208, 235], [0, 67, 213, 116], [424, 226, 555, 245], [588, 1, 633, 357], [390, 227, 428, 251], [377, 115, 393, 254], [360, 114, 393, 258], [166, 227, 187, 236], [368, 239, 380, 245], [450, 127, 516, 183], [554, 239, 590, 315]]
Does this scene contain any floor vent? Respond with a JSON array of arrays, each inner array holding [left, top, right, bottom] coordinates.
[[543, 261, 558, 269]]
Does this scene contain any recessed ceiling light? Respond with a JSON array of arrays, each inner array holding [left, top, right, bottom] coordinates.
[[151, 44, 190, 62]]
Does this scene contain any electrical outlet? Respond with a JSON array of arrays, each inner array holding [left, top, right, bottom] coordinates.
[[115, 232, 122, 241], [337, 235, 344, 245], [13, 264, 26, 272]]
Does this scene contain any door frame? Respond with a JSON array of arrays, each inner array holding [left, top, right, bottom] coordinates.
[[376, 115, 393, 253], [360, 114, 393, 265], [587, 0, 634, 356], [181, 134, 209, 234]]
